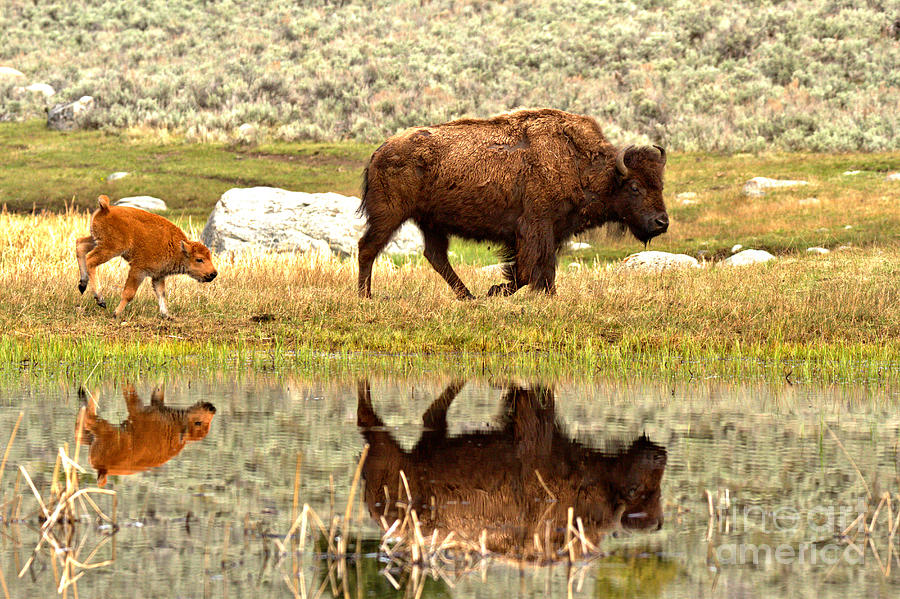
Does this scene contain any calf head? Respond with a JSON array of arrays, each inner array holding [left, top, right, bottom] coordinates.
[[181, 402, 217, 441], [610, 145, 669, 243], [180, 241, 218, 282]]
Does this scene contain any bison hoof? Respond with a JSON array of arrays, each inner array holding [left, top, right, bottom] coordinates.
[[487, 284, 515, 297], [78, 280, 87, 294], [456, 291, 476, 301]]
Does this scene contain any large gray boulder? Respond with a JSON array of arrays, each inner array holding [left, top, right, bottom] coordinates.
[[201, 187, 423, 256], [47, 95, 94, 131], [114, 196, 167, 212]]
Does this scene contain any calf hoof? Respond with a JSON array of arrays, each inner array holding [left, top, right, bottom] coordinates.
[[95, 298, 107, 309], [78, 280, 87, 294], [455, 290, 476, 301]]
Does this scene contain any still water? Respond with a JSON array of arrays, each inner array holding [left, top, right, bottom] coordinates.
[[1, 374, 899, 598]]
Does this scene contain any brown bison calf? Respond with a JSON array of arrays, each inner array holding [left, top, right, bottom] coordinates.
[[357, 380, 667, 559], [358, 108, 669, 299], [76, 195, 217, 319], [76, 385, 216, 487]]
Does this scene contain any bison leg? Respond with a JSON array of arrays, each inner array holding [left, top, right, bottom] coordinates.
[[114, 267, 147, 319], [75, 236, 96, 294], [516, 216, 557, 294], [123, 383, 143, 416], [421, 380, 466, 431], [420, 227, 474, 300], [151, 276, 171, 319], [357, 218, 405, 298]]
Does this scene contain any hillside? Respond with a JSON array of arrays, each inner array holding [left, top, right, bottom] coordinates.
[[2, 0, 899, 151]]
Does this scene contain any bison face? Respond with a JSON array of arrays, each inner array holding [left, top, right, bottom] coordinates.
[[181, 241, 218, 282], [617, 436, 667, 531], [611, 145, 669, 243]]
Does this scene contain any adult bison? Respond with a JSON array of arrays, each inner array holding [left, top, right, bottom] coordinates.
[[358, 108, 668, 299], [356, 380, 667, 560]]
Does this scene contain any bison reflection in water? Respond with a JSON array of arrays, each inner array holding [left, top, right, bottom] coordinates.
[[75, 384, 216, 487], [357, 380, 666, 560]]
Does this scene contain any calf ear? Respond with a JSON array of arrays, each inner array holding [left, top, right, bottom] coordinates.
[[181, 240, 190, 257]]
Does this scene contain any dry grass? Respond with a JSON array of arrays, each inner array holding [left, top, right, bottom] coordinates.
[[2, 209, 900, 382]]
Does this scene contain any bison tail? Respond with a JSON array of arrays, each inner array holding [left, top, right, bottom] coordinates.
[[97, 195, 111, 212], [357, 164, 371, 218]]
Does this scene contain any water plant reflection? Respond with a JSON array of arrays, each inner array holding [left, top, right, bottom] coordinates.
[[357, 380, 667, 563], [76, 384, 216, 486]]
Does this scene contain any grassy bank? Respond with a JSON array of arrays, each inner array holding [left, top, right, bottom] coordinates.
[[2, 0, 899, 152], [3, 207, 900, 385]]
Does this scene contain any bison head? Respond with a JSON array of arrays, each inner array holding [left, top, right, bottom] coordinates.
[[182, 401, 217, 441], [610, 145, 669, 243], [181, 241, 218, 282]]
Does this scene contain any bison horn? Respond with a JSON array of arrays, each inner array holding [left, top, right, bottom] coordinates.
[[653, 144, 667, 165], [616, 145, 634, 177]]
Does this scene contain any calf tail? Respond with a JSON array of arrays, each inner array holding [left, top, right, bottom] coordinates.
[[97, 194, 111, 212]]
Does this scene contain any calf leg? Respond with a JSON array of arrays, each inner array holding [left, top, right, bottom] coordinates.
[[420, 227, 474, 300], [75, 236, 95, 294], [83, 244, 122, 308], [151, 276, 170, 319], [114, 267, 147, 319]]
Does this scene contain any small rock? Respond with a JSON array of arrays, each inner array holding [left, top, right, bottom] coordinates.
[[237, 123, 258, 141], [114, 196, 167, 212], [843, 225, 852, 230], [567, 262, 582, 271], [107, 172, 129, 182], [0, 66, 25, 80], [798, 197, 820, 206], [676, 192, 697, 200], [842, 170, 861, 176], [620, 251, 700, 272], [742, 176, 808, 196], [886, 173, 900, 182], [807, 247, 830, 254], [731, 244, 743, 253], [567, 241, 591, 251], [24, 83, 54, 98], [816, 227, 829, 233], [47, 95, 94, 131], [722, 249, 775, 267]]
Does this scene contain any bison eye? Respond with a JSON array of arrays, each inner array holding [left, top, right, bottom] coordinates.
[[630, 183, 639, 193]]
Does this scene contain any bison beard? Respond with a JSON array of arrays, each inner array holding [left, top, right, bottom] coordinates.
[[356, 380, 667, 560], [357, 108, 669, 299]]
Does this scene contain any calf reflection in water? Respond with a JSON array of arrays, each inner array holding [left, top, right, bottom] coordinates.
[[76, 384, 216, 487], [357, 380, 667, 561]]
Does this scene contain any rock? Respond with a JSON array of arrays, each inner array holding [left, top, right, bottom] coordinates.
[[620, 251, 700, 271], [742, 177, 808, 196], [567, 262, 582, 270], [722, 249, 775, 267], [731, 244, 743, 253], [676, 192, 697, 200], [843, 225, 852, 230], [0, 66, 25, 80], [114, 196, 167, 212], [24, 83, 54, 98], [479, 263, 509, 275], [106, 171, 129, 182], [201, 187, 424, 256], [798, 197, 820, 206], [807, 247, 830, 254], [47, 96, 94, 131], [237, 123, 258, 141], [887, 173, 900, 182], [567, 240, 591, 251], [842, 170, 861, 176]]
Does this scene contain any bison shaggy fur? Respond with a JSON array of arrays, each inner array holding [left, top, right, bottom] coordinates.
[[358, 108, 668, 299]]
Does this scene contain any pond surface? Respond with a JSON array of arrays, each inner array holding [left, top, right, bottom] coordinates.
[[1, 374, 899, 598]]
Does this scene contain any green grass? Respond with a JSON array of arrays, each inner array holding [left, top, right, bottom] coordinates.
[[0, 120, 373, 216]]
